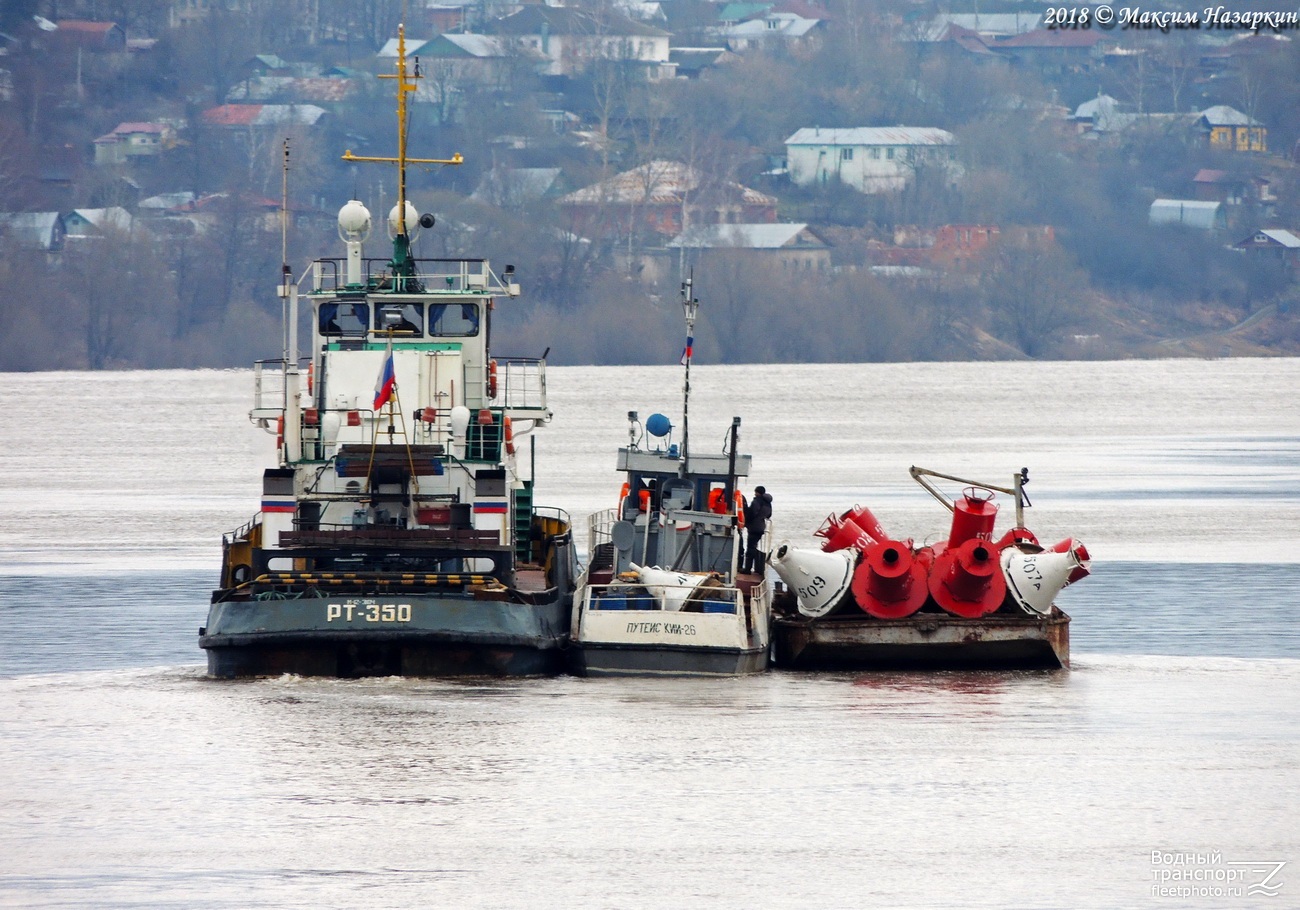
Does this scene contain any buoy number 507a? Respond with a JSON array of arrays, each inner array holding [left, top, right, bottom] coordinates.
[[326, 603, 412, 623]]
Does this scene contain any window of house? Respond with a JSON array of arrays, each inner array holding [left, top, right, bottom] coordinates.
[[870, 147, 881, 159], [886, 147, 895, 159], [841, 148, 853, 161]]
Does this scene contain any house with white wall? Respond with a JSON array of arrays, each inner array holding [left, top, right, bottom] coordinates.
[[480, 5, 672, 79], [785, 127, 958, 194]]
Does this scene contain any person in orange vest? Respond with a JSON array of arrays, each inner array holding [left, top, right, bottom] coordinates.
[[742, 485, 772, 575]]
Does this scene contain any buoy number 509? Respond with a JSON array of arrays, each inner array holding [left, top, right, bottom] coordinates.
[[326, 603, 412, 623], [797, 576, 827, 600]]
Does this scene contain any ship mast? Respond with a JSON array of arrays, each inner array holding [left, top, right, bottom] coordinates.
[[679, 274, 699, 471], [341, 22, 461, 287]]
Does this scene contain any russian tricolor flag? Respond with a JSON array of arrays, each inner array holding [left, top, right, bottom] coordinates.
[[679, 334, 693, 366], [373, 348, 396, 410]]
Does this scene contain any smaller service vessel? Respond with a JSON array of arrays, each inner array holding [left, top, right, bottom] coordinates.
[[200, 29, 575, 678], [569, 281, 771, 677], [770, 467, 1089, 670]]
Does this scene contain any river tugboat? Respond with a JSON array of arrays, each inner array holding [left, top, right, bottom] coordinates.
[[200, 29, 575, 678], [569, 280, 771, 676], [769, 467, 1089, 670]]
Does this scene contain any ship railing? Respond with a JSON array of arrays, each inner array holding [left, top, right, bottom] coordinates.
[[587, 507, 618, 556], [582, 580, 743, 615], [310, 257, 519, 296], [223, 512, 261, 546], [494, 356, 548, 415], [532, 504, 573, 529], [251, 358, 288, 420]]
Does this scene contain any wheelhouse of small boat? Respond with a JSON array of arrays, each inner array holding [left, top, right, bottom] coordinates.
[[586, 415, 752, 589]]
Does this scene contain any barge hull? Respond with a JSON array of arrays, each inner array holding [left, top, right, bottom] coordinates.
[[772, 611, 1070, 671]]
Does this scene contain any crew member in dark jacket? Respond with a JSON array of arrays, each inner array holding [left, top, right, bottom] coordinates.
[[742, 485, 772, 575]]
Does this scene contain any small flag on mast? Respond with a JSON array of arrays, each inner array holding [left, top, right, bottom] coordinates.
[[373, 346, 396, 409], [679, 334, 694, 366]]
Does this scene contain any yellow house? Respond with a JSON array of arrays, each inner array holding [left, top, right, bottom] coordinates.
[[1201, 105, 1267, 153]]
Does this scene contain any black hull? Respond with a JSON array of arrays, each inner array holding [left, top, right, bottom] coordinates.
[[200, 590, 573, 679], [571, 643, 769, 678], [772, 610, 1070, 671], [202, 630, 566, 678]]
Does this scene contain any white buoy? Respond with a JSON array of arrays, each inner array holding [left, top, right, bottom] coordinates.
[[630, 564, 711, 612], [1001, 543, 1091, 616], [770, 544, 856, 618]]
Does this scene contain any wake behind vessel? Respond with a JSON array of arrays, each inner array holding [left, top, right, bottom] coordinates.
[[200, 30, 575, 678]]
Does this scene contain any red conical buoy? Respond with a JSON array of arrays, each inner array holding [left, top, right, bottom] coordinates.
[[1049, 538, 1092, 585], [841, 505, 888, 543], [997, 526, 1039, 549], [928, 538, 1006, 618], [948, 487, 998, 547], [851, 539, 930, 619], [815, 513, 876, 553]]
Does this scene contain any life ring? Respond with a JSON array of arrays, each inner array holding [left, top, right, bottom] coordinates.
[[503, 416, 515, 455], [617, 481, 630, 512], [488, 359, 499, 399], [276, 414, 284, 450], [735, 491, 746, 528], [307, 361, 314, 394]]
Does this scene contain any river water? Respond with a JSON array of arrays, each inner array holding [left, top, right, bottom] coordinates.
[[1, 360, 1298, 908]]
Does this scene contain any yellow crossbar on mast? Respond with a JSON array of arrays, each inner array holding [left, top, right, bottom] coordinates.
[[340, 22, 462, 250]]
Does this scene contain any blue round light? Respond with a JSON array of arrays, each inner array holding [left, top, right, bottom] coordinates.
[[645, 413, 672, 438]]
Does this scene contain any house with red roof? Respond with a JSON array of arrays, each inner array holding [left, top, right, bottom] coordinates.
[[53, 20, 126, 52], [200, 104, 328, 128], [558, 160, 777, 241]]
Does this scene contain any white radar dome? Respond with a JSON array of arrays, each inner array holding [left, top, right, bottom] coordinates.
[[388, 201, 420, 239], [337, 200, 372, 240]]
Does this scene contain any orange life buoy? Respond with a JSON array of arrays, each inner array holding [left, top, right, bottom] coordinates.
[[503, 415, 515, 456], [306, 361, 314, 394], [735, 491, 746, 528], [617, 481, 630, 513], [276, 414, 284, 450], [488, 359, 499, 399]]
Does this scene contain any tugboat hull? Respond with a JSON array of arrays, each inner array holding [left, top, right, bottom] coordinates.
[[200, 595, 569, 678], [772, 610, 1070, 671]]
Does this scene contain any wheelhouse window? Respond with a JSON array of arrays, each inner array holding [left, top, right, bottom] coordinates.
[[429, 303, 480, 337], [373, 301, 424, 335], [318, 300, 369, 336]]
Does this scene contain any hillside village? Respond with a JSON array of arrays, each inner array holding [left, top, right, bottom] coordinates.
[[0, 0, 1297, 369]]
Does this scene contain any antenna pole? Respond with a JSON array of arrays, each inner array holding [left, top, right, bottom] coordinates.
[[341, 20, 462, 285], [680, 272, 698, 471]]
